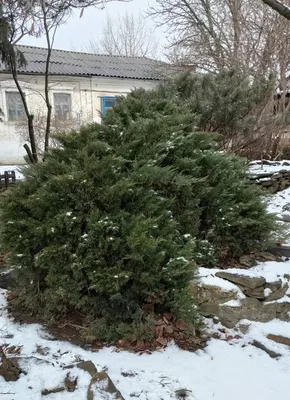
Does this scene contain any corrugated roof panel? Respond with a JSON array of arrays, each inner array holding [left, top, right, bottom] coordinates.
[[0, 45, 164, 80]]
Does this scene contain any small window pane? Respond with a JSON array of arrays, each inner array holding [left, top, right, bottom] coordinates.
[[6, 92, 25, 121], [102, 97, 117, 116], [54, 93, 71, 119]]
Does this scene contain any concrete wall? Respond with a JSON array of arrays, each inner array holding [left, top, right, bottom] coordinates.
[[0, 74, 157, 165]]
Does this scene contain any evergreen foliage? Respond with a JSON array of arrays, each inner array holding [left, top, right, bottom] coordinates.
[[0, 74, 277, 340], [164, 71, 274, 147]]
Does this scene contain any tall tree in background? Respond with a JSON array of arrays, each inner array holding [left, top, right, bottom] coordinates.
[[150, 0, 290, 78], [149, 0, 290, 158], [0, 0, 129, 163], [87, 11, 158, 58]]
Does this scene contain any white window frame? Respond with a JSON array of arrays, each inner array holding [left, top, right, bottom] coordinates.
[[0, 80, 30, 123], [53, 92, 72, 120], [6, 91, 26, 122]]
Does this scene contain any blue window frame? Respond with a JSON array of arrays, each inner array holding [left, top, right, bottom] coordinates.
[[101, 96, 117, 116]]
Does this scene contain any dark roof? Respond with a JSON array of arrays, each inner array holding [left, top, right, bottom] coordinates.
[[0, 45, 163, 81]]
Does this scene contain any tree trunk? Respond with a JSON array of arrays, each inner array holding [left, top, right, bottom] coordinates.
[[10, 55, 38, 163], [42, 1, 53, 155], [23, 143, 34, 164]]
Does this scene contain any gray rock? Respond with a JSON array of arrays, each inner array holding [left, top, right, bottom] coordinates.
[[252, 340, 281, 358], [269, 181, 279, 194], [276, 302, 290, 321], [190, 283, 238, 305], [239, 255, 256, 268], [200, 303, 219, 317], [281, 214, 290, 222], [265, 280, 282, 293], [216, 272, 266, 289], [218, 298, 277, 328], [266, 283, 289, 302], [258, 252, 282, 262], [88, 371, 124, 400], [0, 268, 15, 289], [77, 361, 98, 377], [240, 285, 265, 299], [238, 323, 251, 334], [267, 247, 290, 258]]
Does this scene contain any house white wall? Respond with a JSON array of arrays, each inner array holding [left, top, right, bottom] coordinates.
[[0, 73, 158, 165]]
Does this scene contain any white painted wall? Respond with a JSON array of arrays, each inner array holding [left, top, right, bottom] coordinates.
[[0, 74, 158, 165]]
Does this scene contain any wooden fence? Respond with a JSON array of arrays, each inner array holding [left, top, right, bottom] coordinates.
[[0, 170, 16, 189]]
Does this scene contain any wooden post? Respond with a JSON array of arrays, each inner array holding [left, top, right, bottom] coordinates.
[[4, 171, 9, 188]]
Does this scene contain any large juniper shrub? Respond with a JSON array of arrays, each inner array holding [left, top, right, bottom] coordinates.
[[0, 76, 277, 340]]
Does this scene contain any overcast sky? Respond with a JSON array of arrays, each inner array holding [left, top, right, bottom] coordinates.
[[20, 0, 167, 57]]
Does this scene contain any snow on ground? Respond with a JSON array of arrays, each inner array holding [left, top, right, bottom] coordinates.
[[0, 165, 25, 180], [199, 261, 290, 284], [267, 186, 290, 216], [1, 285, 290, 400], [249, 160, 290, 175]]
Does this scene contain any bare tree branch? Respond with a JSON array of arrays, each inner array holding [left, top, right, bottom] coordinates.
[[262, 0, 290, 20], [87, 11, 159, 58]]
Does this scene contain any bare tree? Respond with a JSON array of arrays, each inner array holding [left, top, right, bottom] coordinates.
[[87, 11, 158, 58], [16, 109, 92, 156], [149, 0, 290, 77], [149, 0, 290, 159]]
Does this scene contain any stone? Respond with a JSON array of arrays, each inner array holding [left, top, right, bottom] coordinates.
[[281, 214, 290, 222], [267, 247, 290, 258], [252, 340, 281, 358], [239, 255, 256, 268], [36, 345, 49, 356], [0, 352, 21, 382], [275, 301, 290, 316], [191, 283, 238, 317], [240, 285, 265, 299], [267, 334, 290, 347], [238, 323, 251, 334], [266, 283, 289, 302], [258, 252, 282, 262], [217, 298, 277, 328], [65, 372, 78, 392], [215, 272, 266, 289], [261, 180, 273, 188], [190, 283, 238, 305], [200, 303, 219, 317], [0, 268, 15, 290], [268, 181, 279, 194], [77, 360, 98, 377], [42, 387, 65, 396], [88, 371, 124, 400], [265, 280, 282, 293]]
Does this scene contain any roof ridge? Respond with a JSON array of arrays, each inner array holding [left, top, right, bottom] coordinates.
[[16, 44, 152, 61]]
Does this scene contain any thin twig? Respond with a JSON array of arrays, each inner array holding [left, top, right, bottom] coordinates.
[[0, 392, 16, 395]]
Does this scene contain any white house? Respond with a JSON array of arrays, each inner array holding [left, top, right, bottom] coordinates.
[[0, 45, 161, 165]]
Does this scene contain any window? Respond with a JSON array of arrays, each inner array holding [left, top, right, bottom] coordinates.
[[6, 92, 25, 121], [101, 96, 117, 116], [54, 93, 71, 119]]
